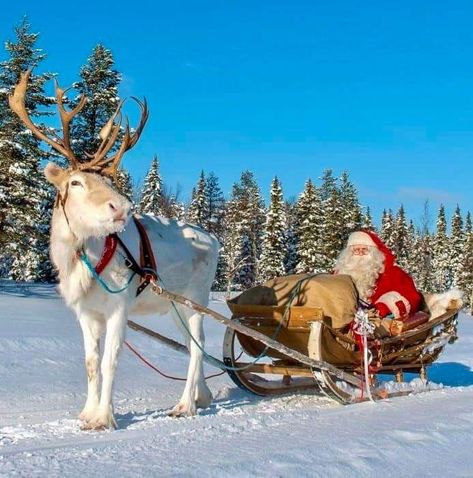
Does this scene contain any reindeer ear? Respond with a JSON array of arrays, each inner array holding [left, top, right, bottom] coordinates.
[[44, 163, 68, 188]]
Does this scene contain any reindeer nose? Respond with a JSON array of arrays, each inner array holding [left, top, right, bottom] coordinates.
[[108, 201, 124, 218], [123, 201, 132, 216]]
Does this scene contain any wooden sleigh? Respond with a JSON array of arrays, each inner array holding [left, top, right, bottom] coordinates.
[[223, 282, 461, 404], [129, 275, 461, 405]]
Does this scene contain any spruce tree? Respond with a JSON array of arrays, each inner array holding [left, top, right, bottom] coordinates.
[[204, 172, 226, 290], [221, 196, 244, 292], [0, 18, 55, 281], [409, 229, 434, 292], [236, 171, 265, 289], [187, 171, 209, 228], [205, 172, 225, 240], [115, 168, 134, 203], [450, 205, 464, 287], [320, 170, 344, 269], [295, 179, 324, 273], [380, 209, 395, 250], [170, 198, 186, 220], [339, 171, 362, 241], [221, 171, 265, 290], [392, 205, 409, 269], [432, 204, 451, 290], [319, 169, 337, 202], [257, 177, 287, 283], [70, 44, 122, 161], [458, 212, 473, 308], [403, 220, 416, 274], [138, 155, 163, 216], [283, 198, 298, 274], [408, 203, 434, 292], [158, 183, 185, 220], [361, 206, 375, 231], [465, 212, 472, 235]]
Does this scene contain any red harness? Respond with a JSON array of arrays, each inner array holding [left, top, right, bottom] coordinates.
[[95, 235, 118, 275], [92, 216, 157, 296]]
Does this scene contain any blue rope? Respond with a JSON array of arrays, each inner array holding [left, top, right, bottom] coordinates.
[[159, 273, 317, 372], [80, 252, 136, 294]]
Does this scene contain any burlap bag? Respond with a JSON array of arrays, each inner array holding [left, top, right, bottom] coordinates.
[[229, 273, 359, 330]]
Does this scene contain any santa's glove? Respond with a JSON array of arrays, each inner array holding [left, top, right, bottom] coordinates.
[[373, 301, 391, 318], [367, 306, 381, 320]]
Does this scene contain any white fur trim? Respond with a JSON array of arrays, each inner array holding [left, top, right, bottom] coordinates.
[[346, 231, 377, 248], [424, 288, 464, 318], [376, 291, 411, 318]]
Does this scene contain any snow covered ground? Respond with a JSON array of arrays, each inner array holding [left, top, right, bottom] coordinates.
[[1, 281, 473, 477]]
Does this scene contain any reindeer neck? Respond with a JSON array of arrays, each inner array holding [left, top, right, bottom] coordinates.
[[50, 203, 112, 306], [50, 203, 106, 275]]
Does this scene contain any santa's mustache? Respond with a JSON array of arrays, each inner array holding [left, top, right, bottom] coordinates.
[[334, 247, 385, 301]]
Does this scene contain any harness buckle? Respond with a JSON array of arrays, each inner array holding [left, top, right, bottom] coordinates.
[[151, 282, 163, 294]]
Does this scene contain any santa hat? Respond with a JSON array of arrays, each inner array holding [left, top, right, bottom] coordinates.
[[346, 230, 396, 268], [346, 231, 377, 248]]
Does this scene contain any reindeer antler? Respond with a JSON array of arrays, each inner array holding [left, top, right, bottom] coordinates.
[[83, 97, 149, 178], [9, 70, 149, 177], [8, 70, 85, 168]]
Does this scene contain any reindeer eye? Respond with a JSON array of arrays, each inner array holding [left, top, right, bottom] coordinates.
[[71, 180, 82, 187]]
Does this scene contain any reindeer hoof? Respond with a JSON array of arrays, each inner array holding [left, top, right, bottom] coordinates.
[[80, 409, 117, 430], [195, 386, 213, 409], [168, 402, 196, 418], [80, 421, 107, 431], [78, 407, 98, 423]]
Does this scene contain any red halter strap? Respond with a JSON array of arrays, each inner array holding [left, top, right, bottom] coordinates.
[[94, 234, 118, 275], [84, 217, 157, 296]]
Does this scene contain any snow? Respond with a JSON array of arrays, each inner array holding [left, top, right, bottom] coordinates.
[[1, 281, 473, 477]]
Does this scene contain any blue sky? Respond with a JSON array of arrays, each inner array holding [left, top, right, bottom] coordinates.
[[2, 1, 473, 228]]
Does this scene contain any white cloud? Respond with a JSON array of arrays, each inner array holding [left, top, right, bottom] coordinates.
[[397, 187, 462, 204]]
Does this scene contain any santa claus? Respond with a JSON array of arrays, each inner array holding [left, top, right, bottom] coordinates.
[[334, 230, 422, 319]]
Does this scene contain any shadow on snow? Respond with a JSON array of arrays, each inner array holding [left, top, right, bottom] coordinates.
[[0, 280, 58, 299], [428, 362, 473, 387]]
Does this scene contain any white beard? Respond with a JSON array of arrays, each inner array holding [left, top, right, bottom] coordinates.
[[334, 247, 385, 302]]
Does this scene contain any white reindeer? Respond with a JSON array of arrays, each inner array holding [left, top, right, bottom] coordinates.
[[9, 71, 219, 429]]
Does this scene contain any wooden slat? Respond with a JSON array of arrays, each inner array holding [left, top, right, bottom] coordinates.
[[231, 304, 324, 328], [375, 364, 423, 372], [238, 317, 313, 332], [229, 303, 322, 319], [235, 362, 313, 376]]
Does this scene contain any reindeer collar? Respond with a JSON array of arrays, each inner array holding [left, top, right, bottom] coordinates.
[[77, 216, 158, 297], [94, 235, 119, 275]]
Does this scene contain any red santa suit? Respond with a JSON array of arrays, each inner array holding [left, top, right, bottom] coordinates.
[[348, 230, 422, 319]]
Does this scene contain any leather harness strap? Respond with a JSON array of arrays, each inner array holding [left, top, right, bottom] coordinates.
[[133, 216, 158, 296], [95, 235, 118, 275], [92, 216, 158, 297]]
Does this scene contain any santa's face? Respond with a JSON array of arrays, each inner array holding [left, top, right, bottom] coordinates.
[[335, 244, 385, 301], [350, 245, 370, 256]]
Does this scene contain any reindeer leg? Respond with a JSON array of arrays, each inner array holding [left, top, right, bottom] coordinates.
[[84, 308, 126, 430], [78, 312, 103, 424], [192, 313, 213, 410], [170, 310, 212, 417]]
